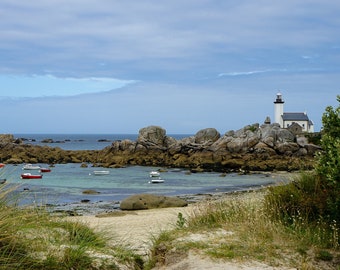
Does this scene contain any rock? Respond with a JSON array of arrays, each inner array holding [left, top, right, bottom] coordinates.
[[0, 121, 319, 172], [137, 126, 167, 147], [304, 143, 322, 155], [41, 138, 54, 143], [296, 136, 308, 147], [264, 116, 271, 124], [82, 190, 101, 194], [275, 142, 300, 154], [120, 194, 188, 210], [194, 128, 220, 144], [0, 134, 15, 144]]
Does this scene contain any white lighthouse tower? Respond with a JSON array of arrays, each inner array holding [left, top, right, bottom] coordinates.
[[274, 92, 284, 127]]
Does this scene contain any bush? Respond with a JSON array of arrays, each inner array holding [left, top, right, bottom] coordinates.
[[264, 95, 340, 247], [265, 172, 326, 223]]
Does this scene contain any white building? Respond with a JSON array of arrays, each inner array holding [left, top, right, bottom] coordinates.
[[274, 92, 314, 133]]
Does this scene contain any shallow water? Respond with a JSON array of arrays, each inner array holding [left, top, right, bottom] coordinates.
[[1, 164, 287, 207]]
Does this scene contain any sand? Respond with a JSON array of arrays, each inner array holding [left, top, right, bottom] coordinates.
[[69, 202, 294, 270], [69, 206, 192, 256]]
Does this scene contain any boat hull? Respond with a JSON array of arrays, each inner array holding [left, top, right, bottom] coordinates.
[[21, 173, 43, 179], [93, 171, 110, 175], [149, 178, 165, 184]]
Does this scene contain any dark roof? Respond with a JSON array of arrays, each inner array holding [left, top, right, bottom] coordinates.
[[282, 112, 309, 121]]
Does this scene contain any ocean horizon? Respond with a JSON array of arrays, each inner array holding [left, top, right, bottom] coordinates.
[[14, 133, 194, 150]]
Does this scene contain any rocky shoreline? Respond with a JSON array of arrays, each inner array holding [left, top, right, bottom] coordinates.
[[46, 178, 283, 216], [0, 123, 320, 173], [0, 123, 314, 216]]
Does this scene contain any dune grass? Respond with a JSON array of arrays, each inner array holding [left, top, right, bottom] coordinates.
[[0, 184, 143, 270], [146, 186, 340, 270]]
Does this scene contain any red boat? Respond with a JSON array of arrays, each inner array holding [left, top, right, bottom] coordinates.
[[21, 173, 43, 179], [40, 168, 51, 173], [0, 163, 5, 168]]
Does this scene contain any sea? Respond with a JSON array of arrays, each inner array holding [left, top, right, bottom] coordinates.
[[0, 134, 289, 213]]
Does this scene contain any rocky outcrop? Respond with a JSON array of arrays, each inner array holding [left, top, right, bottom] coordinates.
[[99, 124, 320, 171], [120, 194, 188, 210], [0, 124, 321, 172]]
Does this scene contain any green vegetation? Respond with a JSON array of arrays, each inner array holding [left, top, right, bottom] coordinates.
[[147, 96, 340, 269], [1, 96, 339, 269], [147, 189, 340, 269], [267, 96, 340, 226], [0, 185, 143, 270]]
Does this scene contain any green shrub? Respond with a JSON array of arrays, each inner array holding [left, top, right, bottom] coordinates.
[[265, 172, 328, 223], [264, 95, 340, 248], [316, 95, 340, 187]]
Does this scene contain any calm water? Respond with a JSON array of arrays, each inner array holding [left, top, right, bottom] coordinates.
[[1, 164, 286, 207], [14, 133, 193, 150], [3, 134, 288, 209]]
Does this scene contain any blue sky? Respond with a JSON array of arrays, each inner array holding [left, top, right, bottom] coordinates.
[[0, 1, 339, 134]]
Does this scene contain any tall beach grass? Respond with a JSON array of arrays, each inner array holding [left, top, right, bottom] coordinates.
[[147, 184, 340, 269], [0, 181, 143, 270]]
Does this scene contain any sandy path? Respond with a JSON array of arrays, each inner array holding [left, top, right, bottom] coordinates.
[[69, 206, 193, 256]]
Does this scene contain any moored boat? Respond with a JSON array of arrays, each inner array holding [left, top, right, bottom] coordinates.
[[93, 170, 110, 175], [149, 171, 160, 177], [21, 173, 43, 179], [149, 177, 165, 184], [40, 168, 51, 173], [0, 163, 5, 168], [23, 164, 41, 170]]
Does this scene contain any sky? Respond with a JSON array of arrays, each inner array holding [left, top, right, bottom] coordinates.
[[0, 1, 339, 134]]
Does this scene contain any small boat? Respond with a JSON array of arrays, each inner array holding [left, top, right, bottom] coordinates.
[[0, 163, 5, 168], [93, 170, 110, 175], [23, 164, 41, 170], [149, 171, 160, 177], [0, 179, 6, 184], [40, 168, 51, 173], [21, 173, 43, 179], [149, 177, 165, 184]]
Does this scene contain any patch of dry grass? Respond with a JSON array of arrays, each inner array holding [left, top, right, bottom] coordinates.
[[147, 190, 340, 270]]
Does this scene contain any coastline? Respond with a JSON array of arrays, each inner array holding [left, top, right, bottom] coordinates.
[[50, 178, 284, 216], [66, 188, 269, 261]]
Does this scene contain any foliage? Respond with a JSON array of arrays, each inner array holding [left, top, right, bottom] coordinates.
[[176, 212, 187, 228], [148, 192, 340, 269], [0, 183, 142, 270], [264, 95, 340, 249], [316, 95, 340, 186]]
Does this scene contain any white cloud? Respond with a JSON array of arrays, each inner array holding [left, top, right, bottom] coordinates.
[[0, 1, 339, 133], [0, 75, 136, 98]]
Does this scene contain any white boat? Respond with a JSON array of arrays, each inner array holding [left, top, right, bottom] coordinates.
[[149, 177, 165, 184], [23, 164, 41, 170], [149, 171, 160, 177], [93, 170, 110, 175]]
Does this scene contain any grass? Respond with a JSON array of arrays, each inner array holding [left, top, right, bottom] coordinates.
[[146, 188, 340, 270], [1, 168, 339, 269], [0, 184, 143, 270]]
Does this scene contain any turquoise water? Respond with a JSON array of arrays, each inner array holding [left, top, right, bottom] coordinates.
[[4, 134, 288, 209], [0, 164, 285, 206]]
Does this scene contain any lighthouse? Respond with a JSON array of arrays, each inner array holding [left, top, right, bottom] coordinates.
[[274, 92, 284, 127]]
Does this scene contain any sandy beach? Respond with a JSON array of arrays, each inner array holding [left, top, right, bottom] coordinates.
[[69, 206, 193, 256], [69, 193, 294, 270]]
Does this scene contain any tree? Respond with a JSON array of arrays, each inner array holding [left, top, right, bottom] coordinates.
[[316, 95, 340, 187]]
